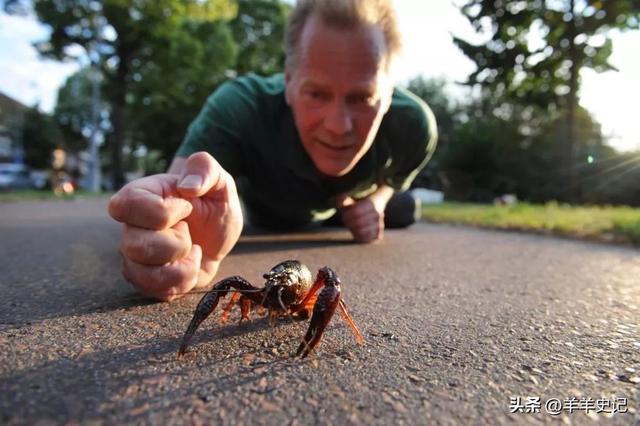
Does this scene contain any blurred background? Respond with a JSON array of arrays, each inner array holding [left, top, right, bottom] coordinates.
[[0, 0, 638, 206]]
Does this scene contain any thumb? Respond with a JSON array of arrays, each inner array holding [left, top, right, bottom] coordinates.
[[336, 194, 356, 209], [177, 152, 232, 199]]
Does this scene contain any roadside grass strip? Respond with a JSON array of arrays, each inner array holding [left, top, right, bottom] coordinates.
[[422, 202, 640, 246]]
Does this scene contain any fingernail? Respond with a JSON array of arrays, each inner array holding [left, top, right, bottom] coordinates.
[[179, 174, 202, 190]]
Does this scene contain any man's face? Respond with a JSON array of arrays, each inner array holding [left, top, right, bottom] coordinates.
[[285, 16, 393, 177]]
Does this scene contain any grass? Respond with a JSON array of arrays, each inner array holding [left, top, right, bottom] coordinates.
[[422, 201, 640, 247]]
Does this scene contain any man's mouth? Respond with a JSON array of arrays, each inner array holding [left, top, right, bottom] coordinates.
[[317, 139, 354, 153]]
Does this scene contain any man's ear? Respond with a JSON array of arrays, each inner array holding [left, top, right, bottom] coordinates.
[[381, 83, 393, 114], [381, 63, 396, 114], [284, 68, 293, 105]]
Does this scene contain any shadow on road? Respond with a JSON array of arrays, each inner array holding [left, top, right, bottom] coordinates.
[[0, 315, 314, 424], [1, 220, 353, 328], [233, 227, 354, 255]]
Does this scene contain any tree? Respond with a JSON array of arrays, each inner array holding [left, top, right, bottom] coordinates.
[[405, 76, 460, 190], [128, 0, 290, 162], [126, 19, 237, 161], [54, 67, 105, 153], [12, 0, 237, 189], [453, 0, 640, 200], [5, 0, 292, 182], [230, 0, 290, 76], [406, 76, 457, 148], [438, 95, 527, 201], [406, 76, 615, 202], [20, 106, 61, 169]]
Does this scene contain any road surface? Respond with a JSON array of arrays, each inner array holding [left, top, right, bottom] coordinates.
[[0, 198, 638, 425]]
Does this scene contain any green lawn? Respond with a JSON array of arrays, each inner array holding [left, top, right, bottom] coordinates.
[[422, 202, 640, 247]]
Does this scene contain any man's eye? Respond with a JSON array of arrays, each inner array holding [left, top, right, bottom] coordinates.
[[350, 94, 375, 105], [305, 90, 328, 100]]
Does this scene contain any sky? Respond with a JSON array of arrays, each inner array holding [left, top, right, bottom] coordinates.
[[0, 1, 638, 152]]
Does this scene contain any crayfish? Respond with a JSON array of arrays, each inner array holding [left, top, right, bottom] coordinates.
[[177, 260, 364, 358]]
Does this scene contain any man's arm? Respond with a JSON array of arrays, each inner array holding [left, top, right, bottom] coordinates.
[[337, 89, 437, 243]]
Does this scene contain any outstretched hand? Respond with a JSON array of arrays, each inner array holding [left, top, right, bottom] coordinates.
[[108, 152, 243, 301]]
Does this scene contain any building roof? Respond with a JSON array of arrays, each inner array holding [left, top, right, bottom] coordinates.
[[0, 92, 28, 117]]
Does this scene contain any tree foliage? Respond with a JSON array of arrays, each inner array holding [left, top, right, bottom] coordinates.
[[128, 0, 290, 160], [452, 0, 639, 201], [20, 106, 61, 169], [230, 0, 290, 76], [453, 0, 639, 109], [407, 75, 639, 205], [6, 0, 291, 185], [54, 67, 105, 153], [126, 19, 237, 160], [405, 76, 459, 190], [23, 0, 238, 188]]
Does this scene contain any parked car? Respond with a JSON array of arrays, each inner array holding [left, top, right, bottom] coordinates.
[[0, 163, 34, 190], [29, 170, 49, 189]]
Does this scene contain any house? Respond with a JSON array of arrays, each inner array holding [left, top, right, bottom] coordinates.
[[0, 92, 27, 163]]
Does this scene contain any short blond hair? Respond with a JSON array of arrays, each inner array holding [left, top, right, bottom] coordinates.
[[285, 0, 402, 70]]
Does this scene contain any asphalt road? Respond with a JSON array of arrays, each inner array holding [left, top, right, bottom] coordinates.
[[0, 197, 638, 425]]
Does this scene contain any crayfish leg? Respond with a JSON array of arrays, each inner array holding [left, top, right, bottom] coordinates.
[[220, 292, 242, 324], [239, 297, 253, 323]]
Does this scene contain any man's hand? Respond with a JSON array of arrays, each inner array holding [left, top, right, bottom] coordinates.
[[337, 185, 394, 244], [108, 152, 243, 302]]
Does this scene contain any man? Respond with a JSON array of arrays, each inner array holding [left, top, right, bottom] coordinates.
[[108, 0, 437, 301]]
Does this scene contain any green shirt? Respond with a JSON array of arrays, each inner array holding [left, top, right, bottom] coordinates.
[[176, 73, 437, 228]]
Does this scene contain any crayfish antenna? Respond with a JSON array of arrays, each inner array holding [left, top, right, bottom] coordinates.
[[338, 300, 365, 344]]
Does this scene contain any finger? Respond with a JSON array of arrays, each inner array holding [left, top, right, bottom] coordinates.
[[341, 197, 377, 216], [109, 175, 193, 229], [122, 244, 203, 302], [342, 208, 381, 231], [177, 152, 234, 200], [342, 208, 383, 242], [353, 224, 383, 244], [336, 194, 355, 209], [120, 221, 192, 265]]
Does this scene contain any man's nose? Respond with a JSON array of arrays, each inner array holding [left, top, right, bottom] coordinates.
[[324, 101, 353, 135]]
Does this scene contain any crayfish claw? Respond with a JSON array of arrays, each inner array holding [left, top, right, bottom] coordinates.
[[176, 276, 262, 359], [294, 267, 364, 358], [177, 291, 220, 358], [295, 284, 340, 358]]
